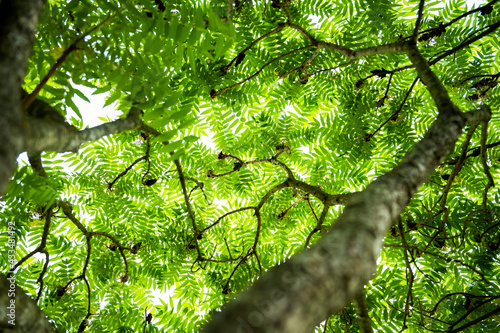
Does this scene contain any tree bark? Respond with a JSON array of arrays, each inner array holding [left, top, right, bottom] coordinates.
[[0, 275, 56, 333], [24, 103, 144, 154], [353, 292, 374, 333], [0, 0, 45, 195]]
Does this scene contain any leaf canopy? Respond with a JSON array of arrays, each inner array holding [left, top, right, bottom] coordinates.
[[1, 0, 500, 332]]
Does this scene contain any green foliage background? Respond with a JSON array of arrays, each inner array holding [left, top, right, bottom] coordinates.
[[1, 0, 500, 332]]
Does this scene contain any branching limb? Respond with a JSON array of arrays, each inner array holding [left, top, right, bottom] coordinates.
[[24, 106, 144, 154], [365, 77, 418, 141], [413, 210, 444, 231], [448, 128, 478, 149], [186, 176, 210, 204], [364, 18, 500, 97], [397, 218, 414, 331], [226, 24, 287, 71], [480, 120, 495, 211], [277, 195, 307, 220], [139, 123, 202, 255], [478, 219, 500, 244], [78, 277, 92, 333], [279, 47, 321, 81], [27, 152, 47, 177], [430, 19, 500, 65], [460, 72, 500, 86], [58, 236, 93, 333], [109, 133, 152, 190], [405, 42, 456, 113], [419, 0, 499, 38], [304, 205, 330, 248], [200, 181, 290, 281], [380, 72, 394, 107], [59, 201, 130, 281], [252, 210, 263, 276], [213, 154, 353, 209], [435, 292, 484, 315], [36, 249, 50, 302], [413, 0, 426, 42], [286, 23, 405, 59], [59, 201, 89, 235], [212, 45, 314, 98], [449, 296, 500, 331], [201, 207, 257, 233], [22, 11, 124, 110], [212, 151, 294, 179], [108, 155, 147, 190], [449, 306, 500, 333], [306, 197, 319, 222], [90, 231, 130, 277], [257, 181, 290, 209], [221, 248, 254, 294], [7, 207, 53, 277], [269, 158, 295, 179], [282, 3, 292, 22], [174, 159, 202, 255], [227, 0, 234, 20], [384, 244, 489, 283], [214, 14, 406, 97], [353, 291, 374, 333], [440, 122, 480, 210], [288, 177, 356, 206]]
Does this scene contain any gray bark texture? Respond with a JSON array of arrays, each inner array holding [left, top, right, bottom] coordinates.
[[0, 1, 56, 332], [354, 292, 374, 333], [0, 0, 45, 195], [0, 275, 56, 333], [24, 103, 144, 154]]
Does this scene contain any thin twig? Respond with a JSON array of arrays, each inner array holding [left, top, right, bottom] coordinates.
[[212, 45, 314, 98], [480, 120, 495, 211], [413, 0, 426, 42], [397, 217, 414, 331], [440, 122, 480, 209], [22, 11, 123, 110]]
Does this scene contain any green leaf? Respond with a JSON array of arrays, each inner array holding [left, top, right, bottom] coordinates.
[[160, 140, 183, 154], [183, 135, 198, 143], [152, 129, 177, 143]]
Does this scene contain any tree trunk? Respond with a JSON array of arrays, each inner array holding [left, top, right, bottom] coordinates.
[[0, 275, 56, 333], [0, 0, 45, 194]]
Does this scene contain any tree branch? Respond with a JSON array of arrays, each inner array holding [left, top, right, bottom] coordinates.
[[7, 208, 53, 277], [440, 122, 480, 210], [413, 0, 426, 42], [21, 11, 122, 110], [287, 177, 356, 205], [480, 121, 495, 211], [405, 42, 456, 113], [24, 106, 144, 153], [430, 19, 500, 65], [353, 291, 374, 333]]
